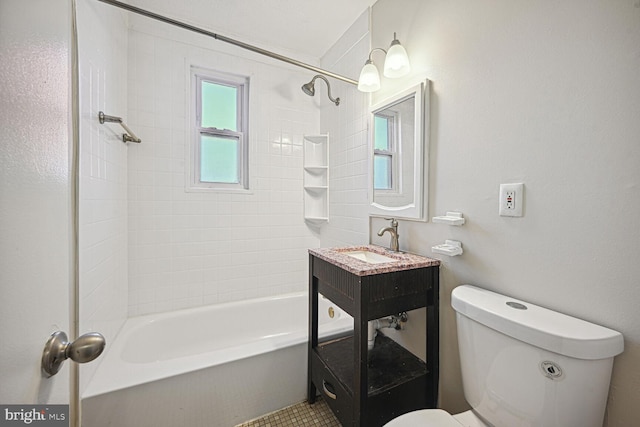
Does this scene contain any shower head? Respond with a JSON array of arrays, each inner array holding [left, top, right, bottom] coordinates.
[[301, 75, 340, 106], [301, 81, 315, 96]]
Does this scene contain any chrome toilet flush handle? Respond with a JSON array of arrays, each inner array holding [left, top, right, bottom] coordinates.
[[41, 331, 106, 377]]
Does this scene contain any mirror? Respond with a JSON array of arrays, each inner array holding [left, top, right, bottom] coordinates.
[[368, 81, 428, 220]]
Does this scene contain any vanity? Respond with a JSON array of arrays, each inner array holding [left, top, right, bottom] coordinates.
[[307, 245, 440, 427]]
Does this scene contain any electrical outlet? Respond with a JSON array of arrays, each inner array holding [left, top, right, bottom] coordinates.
[[499, 183, 523, 217], [505, 190, 515, 210]]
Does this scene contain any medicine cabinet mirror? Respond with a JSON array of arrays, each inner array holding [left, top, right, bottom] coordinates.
[[368, 80, 429, 220]]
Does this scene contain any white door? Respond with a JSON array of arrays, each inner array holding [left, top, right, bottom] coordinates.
[[0, 0, 74, 420]]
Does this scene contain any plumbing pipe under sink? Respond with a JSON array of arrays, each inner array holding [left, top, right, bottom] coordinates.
[[368, 313, 407, 350]]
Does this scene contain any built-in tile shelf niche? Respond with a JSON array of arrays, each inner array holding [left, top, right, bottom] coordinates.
[[303, 134, 329, 224]]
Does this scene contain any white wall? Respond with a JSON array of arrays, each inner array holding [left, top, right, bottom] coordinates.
[[77, 0, 129, 393], [125, 18, 321, 316], [368, 0, 640, 425]]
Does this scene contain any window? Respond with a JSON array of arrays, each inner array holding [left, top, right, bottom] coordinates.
[[373, 112, 397, 191], [190, 68, 249, 191]]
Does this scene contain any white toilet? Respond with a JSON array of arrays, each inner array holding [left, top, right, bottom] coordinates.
[[385, 285, 624, 427]]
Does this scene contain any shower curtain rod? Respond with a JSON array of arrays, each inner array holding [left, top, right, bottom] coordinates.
[[97, 0, 359, 86]]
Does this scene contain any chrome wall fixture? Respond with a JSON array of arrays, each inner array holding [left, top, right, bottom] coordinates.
[[98, 111, 142, 143], [358, 33, 411, 92], [301, 75, 340, 106]]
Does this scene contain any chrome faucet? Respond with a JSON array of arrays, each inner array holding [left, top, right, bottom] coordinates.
[[377, 218, 399, 252]]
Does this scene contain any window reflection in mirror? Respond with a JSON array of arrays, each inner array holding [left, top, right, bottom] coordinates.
[[373, 113, 396, 190], [369, 81, 427, 221]]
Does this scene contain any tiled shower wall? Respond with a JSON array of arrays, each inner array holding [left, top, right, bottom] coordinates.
[[126, 19, 320, 316], [77, 0, 129, 392], [319, 11, 371, 247]]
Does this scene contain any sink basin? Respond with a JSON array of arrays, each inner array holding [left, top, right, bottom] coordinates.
[[343, 250, 398, 264]]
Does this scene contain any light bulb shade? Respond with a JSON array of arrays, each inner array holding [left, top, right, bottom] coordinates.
[[383, 42, 411, 78], [357, 61, 381, 92]]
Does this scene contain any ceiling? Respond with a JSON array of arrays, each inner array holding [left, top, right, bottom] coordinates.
[[131, 0, 377, 60]]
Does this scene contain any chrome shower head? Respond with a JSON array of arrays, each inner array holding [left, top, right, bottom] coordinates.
[[301, 75, 340, 106], [301, 81, 315, 96]]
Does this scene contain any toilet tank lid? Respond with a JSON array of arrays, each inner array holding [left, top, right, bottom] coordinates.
[[451, 285, 624, 360]]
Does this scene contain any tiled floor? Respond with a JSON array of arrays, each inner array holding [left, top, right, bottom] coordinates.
[[235, 397, 341, 427]]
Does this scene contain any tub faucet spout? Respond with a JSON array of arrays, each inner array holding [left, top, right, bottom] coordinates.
[[377, 218, 399, 252]]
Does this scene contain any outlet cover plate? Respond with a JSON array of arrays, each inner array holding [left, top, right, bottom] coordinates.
[[499, 183, 524, 217]]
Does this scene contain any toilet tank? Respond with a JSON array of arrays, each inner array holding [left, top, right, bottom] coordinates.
[[451, 285, 623, 427]]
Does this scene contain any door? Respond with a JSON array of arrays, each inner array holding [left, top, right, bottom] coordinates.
[[0, 0, 74, 421]]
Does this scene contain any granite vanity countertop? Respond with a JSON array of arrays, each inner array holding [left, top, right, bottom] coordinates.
[[309, 245, 440, 276]]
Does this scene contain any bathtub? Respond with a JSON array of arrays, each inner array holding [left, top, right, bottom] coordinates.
[[82, 292, 352, 427]]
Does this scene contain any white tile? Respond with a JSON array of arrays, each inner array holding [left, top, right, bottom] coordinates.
[[122, 32, 324, 316]]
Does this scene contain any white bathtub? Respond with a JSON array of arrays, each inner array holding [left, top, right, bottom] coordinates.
[[82, 292, 352, 427]]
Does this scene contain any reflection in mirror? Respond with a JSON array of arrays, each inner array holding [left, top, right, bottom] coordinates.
[[369, 81, 428, 220], [373, 95, 415, 206], [374, 112, 394, 190]]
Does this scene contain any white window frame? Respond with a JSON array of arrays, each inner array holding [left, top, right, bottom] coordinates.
[[188, 67, 250, 192]]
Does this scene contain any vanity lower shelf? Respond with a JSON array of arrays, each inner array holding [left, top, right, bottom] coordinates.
[[314, 334, 427, 396], [311, 334, 429, 427]]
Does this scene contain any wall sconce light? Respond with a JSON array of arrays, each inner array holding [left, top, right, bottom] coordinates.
[[358, 32, 411, 93]]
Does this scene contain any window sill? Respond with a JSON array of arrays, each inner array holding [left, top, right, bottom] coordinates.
[[185, 186, 254, 195]]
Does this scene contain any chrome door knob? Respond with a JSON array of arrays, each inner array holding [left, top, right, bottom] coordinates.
[[42, 331, 106, 377]]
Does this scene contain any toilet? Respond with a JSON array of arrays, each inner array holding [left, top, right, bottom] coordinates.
[[385, 285, 624, 427]]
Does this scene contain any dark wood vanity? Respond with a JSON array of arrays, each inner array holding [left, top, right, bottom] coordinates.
[[307, 246, 440, 427]]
